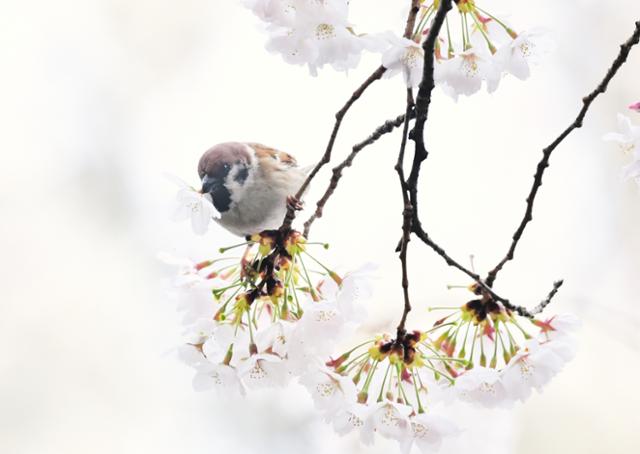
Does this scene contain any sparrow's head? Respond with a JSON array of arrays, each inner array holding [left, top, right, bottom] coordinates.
[[198, 142, 252, 213]]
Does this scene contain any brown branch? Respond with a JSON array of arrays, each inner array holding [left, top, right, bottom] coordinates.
[[485, 21, 640, 287], [279, 65, 386, 231], [281, 0, 423, 233], [412, 223, 536, 318], [399, 0, 540, 320], [302, 112, 412, 237], [407, 0, 453, 195], [395, 0, 453, 335], [532, 280, 564, 315], [404, 0, 422, 39], [395, 90, 416, 338]]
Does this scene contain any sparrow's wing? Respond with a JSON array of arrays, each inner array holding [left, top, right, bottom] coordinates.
[[248, 143, 299, 166]]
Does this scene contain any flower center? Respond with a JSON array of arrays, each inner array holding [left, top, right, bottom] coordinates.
[[316, 382, 337, 397], [188, 201, 200, 213], [381, 406, 403, 428], [479, 381, 497, 395], [412, 422, 431, 439], [462, 55, 480, 78], [316, 23, 336, 40], [519, 360, 535, 380], [346, 412, 364, 428], [519, 40, 534, 58], [620, 143, 635, 154], [249, 362, 267, 380], [402, 46, 423, 69], [315, 309, 337, 322]]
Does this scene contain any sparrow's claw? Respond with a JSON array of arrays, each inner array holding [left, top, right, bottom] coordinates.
[[287, 195, 304, 211]]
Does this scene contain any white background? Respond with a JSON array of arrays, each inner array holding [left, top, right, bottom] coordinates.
[[1, 1, 639, 453]]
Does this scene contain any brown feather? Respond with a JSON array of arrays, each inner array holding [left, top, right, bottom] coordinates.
[[249, 143, 298, 167], [198, 142, 251, 179]]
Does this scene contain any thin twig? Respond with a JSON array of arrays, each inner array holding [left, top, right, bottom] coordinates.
[[532, 280, 564, 315], [407, 0, 453, 196], [281, 0, 423, 232], [279, 66, 386, 230], [395, 0, 453, 334], [302, 112, 412, 237], [404, 0, 422, 39], [485, 21, 640, 287], [405, 0, 457, 272], [399, 0, 541, 320], [395, 90, 416, 338], [412, 223, 536, 318]]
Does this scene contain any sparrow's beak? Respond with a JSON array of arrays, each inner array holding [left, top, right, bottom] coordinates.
[[201, 174, 221, 195]]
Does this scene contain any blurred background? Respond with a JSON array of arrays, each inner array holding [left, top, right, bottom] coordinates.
[[1, 1, 639, 453]]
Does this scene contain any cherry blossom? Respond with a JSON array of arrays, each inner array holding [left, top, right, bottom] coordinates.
[[500, 339, 573, 402], [314, 330, 459, 447], [260, 0, 366, 75], [167, 174, 220, 235], [495, 29, 553, 80], [603, 113, 640, 185], [192, 362, 245, 395], [242, 0, 296, 27], [299, 366, 358, 417], [175, 286, 217, 325], [453, 366, 510, 408], [362, 401, 413, 444], [400, 412, 459, 454], [381, 36, 425, 88], [534, 313, 581, 341], [331, 404, 371, 440], [237, 353, 291, 388], [436, 47, 501, 100]]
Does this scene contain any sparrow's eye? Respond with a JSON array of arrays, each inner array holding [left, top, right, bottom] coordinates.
[[223, 163, 231, 172]]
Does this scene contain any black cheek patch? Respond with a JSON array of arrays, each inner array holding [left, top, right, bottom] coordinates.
[[234, 165, 249, 185], [211, 185, 232, 213]]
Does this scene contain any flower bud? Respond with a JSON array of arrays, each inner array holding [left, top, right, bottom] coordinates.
[[328, 271, 343, 286]]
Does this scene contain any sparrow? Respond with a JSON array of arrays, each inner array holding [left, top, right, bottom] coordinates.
[[198, 142, 308, 237]]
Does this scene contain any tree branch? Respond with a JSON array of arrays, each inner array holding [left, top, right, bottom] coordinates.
[[395, 0, 453, 335], [412, 223, 537, 318], [302, 112, 412, 237], [399, 0, 551, 320], [485, 21, 640, 287], [279, 65, 386, 231], [532, 280, 564, 315], [395, 90, 416, 338], [281, 0, 423, 233]]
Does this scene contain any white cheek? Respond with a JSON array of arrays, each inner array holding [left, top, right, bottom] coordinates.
[[225, 165, 255, 204]]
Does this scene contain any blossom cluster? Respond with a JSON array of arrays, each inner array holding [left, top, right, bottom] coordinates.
[[296, 294, 579, 451], [242, 0, 552, 100], [603, 106, 640, 189], [301, 330, 460, 452], [162, 229, 376, 394], [243, 0, 371, 76], [164, 226, 580, 452], [427, 296, 580, 408], [383, 1, 552, 99], [163, 169, 581, 449]]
